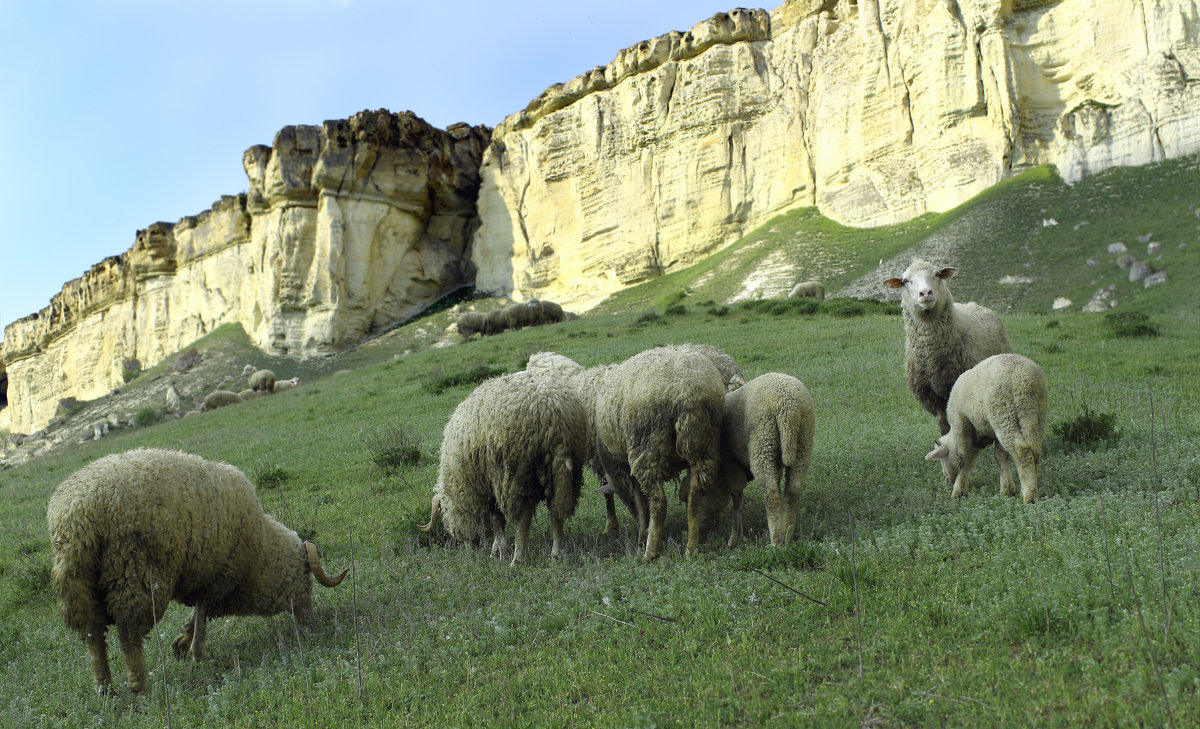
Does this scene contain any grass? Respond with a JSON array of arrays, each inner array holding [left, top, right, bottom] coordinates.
[[1, 158, 1199, 727]]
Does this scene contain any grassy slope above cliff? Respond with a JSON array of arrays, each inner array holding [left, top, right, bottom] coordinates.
[[0, 157, 1198, 727]]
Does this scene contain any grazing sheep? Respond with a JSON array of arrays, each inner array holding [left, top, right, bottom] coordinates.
[[242, 364, 276, 393], [484, 308, 509, 336], [684, 373, 815, 547], [419, 371, 588, 566], [527, 299, 567, 325], [456, 311, 487, 339], [593, 346, 725, 561], [237, 388, 261, 401], [926, 354, 1048, 503], [200, 390, 244, 412], [272, 377, 300, 393], [883, 259, 1012, 434], [788, 281, 826, 300], [47, 448, 346, 695], [501, 301, 537, 331]]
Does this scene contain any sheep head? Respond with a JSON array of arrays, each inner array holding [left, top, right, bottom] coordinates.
[[925, 437, 960, 483], [234, 524, 346, 620], [883, 259, 958, 311]]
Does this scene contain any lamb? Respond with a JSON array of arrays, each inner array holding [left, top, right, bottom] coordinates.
[[593, 346, 725, 560], [47, 448, 346, 695], [684, 373, 815, 547], [242, 364, 276, 393], [272, 377, 301, 393], [925, 354, 1048, 503], [200, 390, 244, 412], [883, 259, 1012, 434], [419, 371, 588, 566], [788, 281, 825, 300]]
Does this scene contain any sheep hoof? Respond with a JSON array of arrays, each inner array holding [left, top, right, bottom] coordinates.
[[171, 635, 190, 660], [603, 520, 619, 534]]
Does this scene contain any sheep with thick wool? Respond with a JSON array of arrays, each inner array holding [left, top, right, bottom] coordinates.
[[272, 377, 301, 393], [526, 344, 742, 541], [683, 373, 815, 547], [926, 354, 1048, 503], [456, 311, 488, 339], [47, 448, 346, 695], [242, 364, 276, 393], [883, 259, 1012, 434], [594, 346, 725, 560], [200, 389, 244, 412], [419, 371, 588, 566], [788, 281, 825, 300]]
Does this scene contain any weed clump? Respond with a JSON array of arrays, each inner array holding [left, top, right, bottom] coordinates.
[[421, 363, 507, 394], [133, 407, 161, 428], [664, 303, 688, 317], [1052, 405, 1120, 450], [737, 538, 824, 571], [121, 358, 142, 383], [634, 311, 665, 326], [1104, 311, 1160, 338], [362, 423, 424, 473], [252, 460, 290, 489]]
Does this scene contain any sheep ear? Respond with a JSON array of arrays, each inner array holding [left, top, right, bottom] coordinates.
[[882, 277, 905, 289], [926, 442, 949, 461], [936, 267, 959, 280]]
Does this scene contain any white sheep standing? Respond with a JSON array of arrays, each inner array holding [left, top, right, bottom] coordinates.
[[788, 281, 825, 300], [926, 353, 1048, 503], [200, 390, 244, 412], [272, 377, 301, 393], [593, 346, 725, 560], [419, 371, 588, 566], [242, 364, 276, 393], [47, 448, 346, 695], [883, 259, 1012, 435], [683, 373, 816, 547]]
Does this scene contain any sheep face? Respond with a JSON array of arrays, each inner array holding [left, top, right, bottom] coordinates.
[[884, 260, 958, 311], [925, 434, 981, 499]]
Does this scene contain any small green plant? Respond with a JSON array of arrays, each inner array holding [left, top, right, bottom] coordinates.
[[6, 551, 50, 608], [822, 298, 866, 318], [706, 304, 730, 317], [362, 423, 423, 473], [736, 538, 824, 571], [1045, 319, 1061, 329], [421, 363, 507, 394], [133, 407, 161, 428], [121, 357, 142, 383], [1104, 311, 1160, 338], [664, 303, 688, 317], [1052, 405, 1119, 450], [634, 311, 665, 326], [252, 460, 290, 489], [829, 554, 873, 589]]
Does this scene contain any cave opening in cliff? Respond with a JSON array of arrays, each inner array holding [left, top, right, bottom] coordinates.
[[0, 370, 6, 411]]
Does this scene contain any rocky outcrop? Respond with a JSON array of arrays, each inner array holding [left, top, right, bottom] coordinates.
[[2, 110, 489, 433], [472, 0, 1200, 310]]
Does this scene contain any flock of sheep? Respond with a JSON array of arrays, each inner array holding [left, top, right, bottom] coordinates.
[[197, 365, 300, 413], [45, 258, 1049, 695], [455, 299, 575, 339]]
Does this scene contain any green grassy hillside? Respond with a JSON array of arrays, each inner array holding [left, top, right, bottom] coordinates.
[[1, 158, 1199, 727]]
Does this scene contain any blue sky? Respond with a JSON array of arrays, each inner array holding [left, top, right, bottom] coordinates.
[[0, 0, 728, 340]]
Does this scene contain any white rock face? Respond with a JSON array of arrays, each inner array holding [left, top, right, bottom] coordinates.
[[472, 0, 1200, 309]]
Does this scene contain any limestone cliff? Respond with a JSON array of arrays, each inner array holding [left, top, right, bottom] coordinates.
[[471, 0, 1200, 309], [2, 110, 489, 433]]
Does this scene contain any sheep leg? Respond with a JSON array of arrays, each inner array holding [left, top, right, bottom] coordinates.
[[603, 492, 619, 534], [189, 604, 208, 661], [684, 471, 704, 557], [727, 489, 744, 548], [632, 487, 650, 549], [1013, 446, 1040, 504], [489, 512, 509, 560], [171, 611, 195, 659], [84, 618, 113, 694], [950, 448, 983, 499], [643, 482, 667, 562], [116, 623, 150, 695], [994, 444, 1018, 497], [511, 508, 533, 567]]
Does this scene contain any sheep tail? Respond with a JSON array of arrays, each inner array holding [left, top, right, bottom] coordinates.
[[418, 493, 442, 533], [548, 446, 580, 523], [778, 411, 801, 468], [49, 532, 100, 637]]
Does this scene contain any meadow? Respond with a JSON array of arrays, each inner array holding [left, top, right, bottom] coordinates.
[[1, 157, 1198, 727]]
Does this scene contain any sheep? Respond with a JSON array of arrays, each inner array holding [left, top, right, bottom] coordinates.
[[456, 311, 487, 339], [593, 345, 725, 560], [272, 377, 300, 393], [788, 281, 825, 300], [925, 353, 1048, 503], [484, 308, 510, 336], [47, 448, 346, 695], [237, 388, 262, 401], [525, 344, 741, 542], [501, 301, 537, 330], [419, 371, 588, 566], [242, 364, 276, 393], [883, 259, 1012, 435], [527, 299, 566, 325], [200, 390, 244, 412], [683, 373, 816, 547]]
